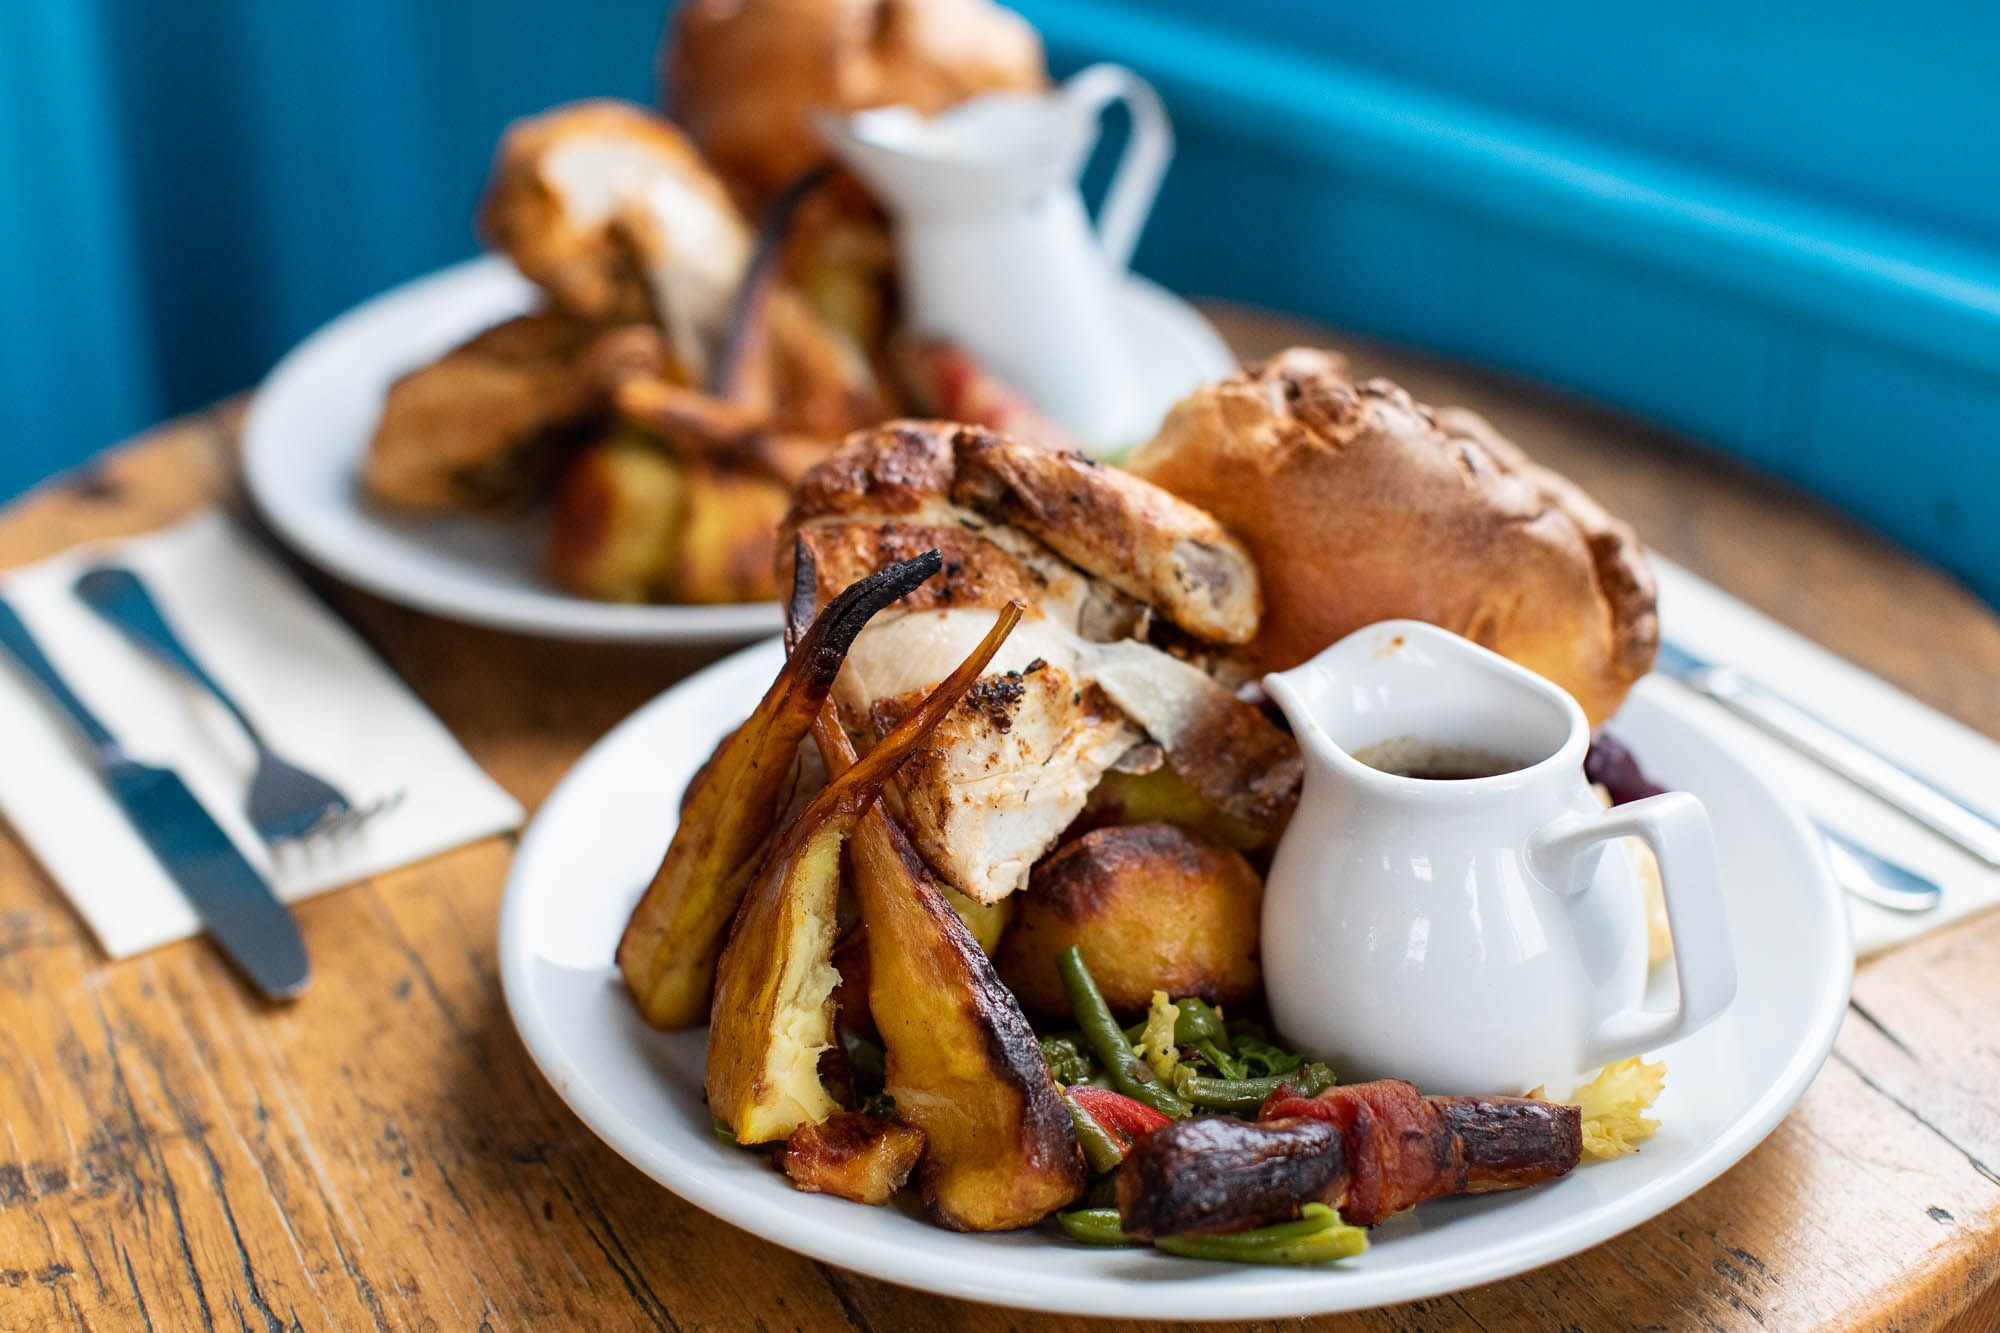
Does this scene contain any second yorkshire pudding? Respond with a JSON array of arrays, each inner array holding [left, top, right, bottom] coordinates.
[[666, 0, 1047, 203], [1126, 350, 1658, 725]]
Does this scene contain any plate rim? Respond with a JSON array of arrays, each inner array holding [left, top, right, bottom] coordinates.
[[496, 638, 1853, 1319]]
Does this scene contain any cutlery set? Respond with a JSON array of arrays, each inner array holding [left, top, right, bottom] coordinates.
[[0, 565, 393, 998]]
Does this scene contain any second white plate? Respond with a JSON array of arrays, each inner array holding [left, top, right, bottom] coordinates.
[[241, 256, 1232, 643], [497, 640, 1851, 1319]]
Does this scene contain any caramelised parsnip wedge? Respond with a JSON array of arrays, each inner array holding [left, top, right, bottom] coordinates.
[[707, 601, 1026, 1143], [810, 708, 1087, 1230], [617, 551, 943, 1027]]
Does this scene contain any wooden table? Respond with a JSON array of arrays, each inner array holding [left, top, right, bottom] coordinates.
[[3, 309, 1999, 1332]]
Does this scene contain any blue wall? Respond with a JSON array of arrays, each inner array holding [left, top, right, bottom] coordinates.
[[3, 1, 1997, 600], [1, 0, 669, 498]]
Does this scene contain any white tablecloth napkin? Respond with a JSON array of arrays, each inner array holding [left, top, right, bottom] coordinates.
[[0, 511, 523, 957], [1651, 558, 2000, 957]]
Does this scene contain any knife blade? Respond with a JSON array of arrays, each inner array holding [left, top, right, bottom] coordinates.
[[1656, 639, 2000, 867], [0, 597, 309, 998]]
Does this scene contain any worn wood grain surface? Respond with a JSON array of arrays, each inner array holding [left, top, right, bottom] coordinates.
[[2, 310, 1998, 1332]]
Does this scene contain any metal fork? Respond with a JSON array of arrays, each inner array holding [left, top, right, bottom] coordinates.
[[73, 564, 372, 846]]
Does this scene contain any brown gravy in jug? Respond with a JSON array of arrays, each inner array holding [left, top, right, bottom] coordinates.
[[1350, 735, 1525, 780]]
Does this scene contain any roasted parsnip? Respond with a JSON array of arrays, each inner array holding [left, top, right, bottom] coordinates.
[[811, 708, 1087, 1230], [706, 600, 1025, 1142], [617, 551, 941, 1027]]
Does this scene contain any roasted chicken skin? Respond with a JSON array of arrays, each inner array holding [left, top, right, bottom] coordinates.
[[364, 316, 663, 512], [782, 421, 1286, 905], [479, 100, 751, 381]]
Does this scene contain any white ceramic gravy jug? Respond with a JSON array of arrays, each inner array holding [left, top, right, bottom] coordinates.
[[1260, 621, 1738, 1095], [814, 65, 1180, 451]]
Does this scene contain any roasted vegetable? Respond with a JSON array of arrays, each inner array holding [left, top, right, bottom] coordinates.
[[1078, 763, 1273, 855], [775, 1112, 926, 1204], [546, 433, 687, 602], [1432, 1095, 1586, 1192], [941, 882, 1014, 955], [1116, 1115, 1348, 1239], [1060, 1204, 1368, 1265], [666, 460, 790, 604], [1066, 1087, 1171, 1148], [997, 824, 1264, 1019], [707, 598, 1023, 1141], [617, 550, 942, 1027], [810, 696, 1086, 1230], [1253, 1080, 1466, 1226], [1119, 1080, 1584, 1239], [1064, 1099, 1131, 1174], [1174, 1064, 1334, 1114], [1054, 947, 1190, 1120]]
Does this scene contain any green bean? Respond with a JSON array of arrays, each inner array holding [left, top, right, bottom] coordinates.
[[1295, 1061, 1337, 1096], [1154, 1206, 1369, 1265], [1056, 947, 1192, 1119], [1171, 1072, 1293, 1112], [1172, 997, 1230, 1048], [1194, 1038, 1244, 1079], [1171, 1061, 1336, 1111], [1063, 1205, 1369, 1264], [1056, 1208, 1140, 1246], [1065, 1100, 1129, 1174], [1040, 1033, 1097, 1085]]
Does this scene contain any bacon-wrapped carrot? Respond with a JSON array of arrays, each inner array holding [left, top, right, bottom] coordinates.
[[1116, 1079, 1582, 1238]]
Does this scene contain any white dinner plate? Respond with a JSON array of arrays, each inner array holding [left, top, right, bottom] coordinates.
[[498, 640, 1851, 1319], [242, 256, 1232, 643]]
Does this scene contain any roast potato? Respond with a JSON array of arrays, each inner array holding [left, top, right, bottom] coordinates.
[[995, 822, 1263, 1019], [1079, 762, 1274, 856], [776, 1113, 926, 1204], [546, 434, 687, 602], [667, 462, 790, 604]]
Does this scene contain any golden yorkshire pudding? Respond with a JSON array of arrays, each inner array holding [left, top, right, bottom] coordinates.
[[478, 100, 751, 381], [666, 0, 1047, 204], [1126, 350, 1658, 725]]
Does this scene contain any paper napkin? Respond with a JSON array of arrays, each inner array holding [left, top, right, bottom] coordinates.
[[0, 511, 523, 957], [1651, 558, 2000, 957]]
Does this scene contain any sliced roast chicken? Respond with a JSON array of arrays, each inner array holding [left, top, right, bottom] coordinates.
[[784, 421, 1301, 905]]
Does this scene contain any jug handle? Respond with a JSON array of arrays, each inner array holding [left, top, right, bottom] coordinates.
[[1527, 792, 1738, 1069], [1063, 64, 1174, 273]]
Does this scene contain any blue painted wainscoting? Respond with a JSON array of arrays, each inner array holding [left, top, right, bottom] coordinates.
[[3, 1, 1996, 600]]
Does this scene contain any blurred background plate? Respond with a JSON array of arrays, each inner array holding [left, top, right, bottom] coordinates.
[[241, 255, 1229, 643], [498, 638, 1851, 1319], [242, 257, 777, 643]]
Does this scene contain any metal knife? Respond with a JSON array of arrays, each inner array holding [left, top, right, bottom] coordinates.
[[0, 597, 309, 998], [1656, 640, 2000, 868]]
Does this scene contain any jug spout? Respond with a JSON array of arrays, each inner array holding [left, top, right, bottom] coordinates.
[[1261, 620, 1589, 790], [812, 65, 1213, 453]]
